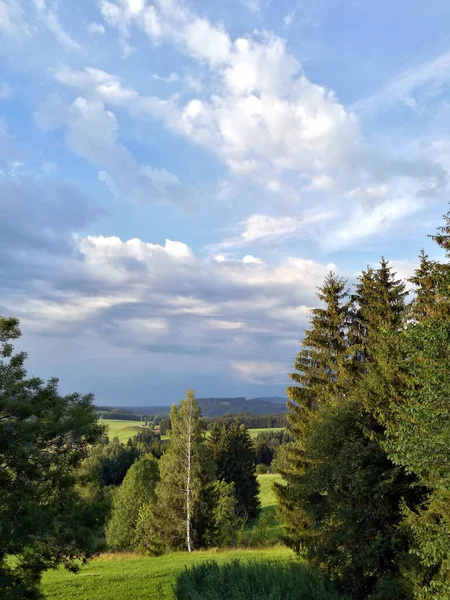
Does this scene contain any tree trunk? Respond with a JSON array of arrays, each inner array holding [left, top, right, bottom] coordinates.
[[186, 403, 192, 553]]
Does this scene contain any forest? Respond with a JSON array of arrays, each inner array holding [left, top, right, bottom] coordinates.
[[1, 210, 450, 600]]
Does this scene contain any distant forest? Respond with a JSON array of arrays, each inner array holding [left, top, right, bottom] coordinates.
[[97, 396, 287, 420]]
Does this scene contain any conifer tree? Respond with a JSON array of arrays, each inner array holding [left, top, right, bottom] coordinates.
[[143, 390, 208, 554], [275, 273, 352, 550], [208, 420, 260, 520]]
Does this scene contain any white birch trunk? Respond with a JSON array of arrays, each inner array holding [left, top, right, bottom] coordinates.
[[186, 399, 192, 552]]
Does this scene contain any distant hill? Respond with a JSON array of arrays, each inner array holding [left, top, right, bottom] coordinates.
[[98, 397, 287, 419]]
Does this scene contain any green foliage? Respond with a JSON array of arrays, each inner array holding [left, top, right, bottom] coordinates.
[[174, 559, 341, 600], [276, 273, 352, 551], [106, 455, 159, 551], [79, 437, 136, 488], [287, 398, 414, 599], [276, 260, 420, 599], [0, 317, 104, 599], [254, 430, 291, 469], [208, 420, 260, 520], [385, 319, 450, 599], [142, 390, 211, 555], [210, 480, 243, 547], [127, 428, 169, 460]]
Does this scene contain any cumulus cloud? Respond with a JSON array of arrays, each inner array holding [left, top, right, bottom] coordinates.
[[0, 218, 336, 381], [54, 0, 448, 248]]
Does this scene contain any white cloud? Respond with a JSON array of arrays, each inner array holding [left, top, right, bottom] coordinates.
[[240, 0, 261, 14], [215, 211, 334, 249], [2, 231, 335, 371], [35, 94, 185, 204], [51, 3, 448, 249], [352, 51, 450, 115], [232, 359, 287, 385], [87, 21, 105, 35], [32, 0, 81, 52], [0, 0, 31, 37], [283, 12, 295, 27], [153, 71, 179, 83]]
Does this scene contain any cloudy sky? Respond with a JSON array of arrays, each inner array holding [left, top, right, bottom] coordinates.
[[1, 0, 449, 405]]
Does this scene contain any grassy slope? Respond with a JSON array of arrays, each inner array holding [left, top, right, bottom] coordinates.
[[42, 548, 293, 600], [42, 475, 287, 600], [101, 420, 284, 443]]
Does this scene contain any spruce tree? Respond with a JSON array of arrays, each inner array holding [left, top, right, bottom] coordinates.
[[275, 273, 352, 551], [208, 420, 260, 520], [143, 390, 208, 554], [409, 250, 440, 321]]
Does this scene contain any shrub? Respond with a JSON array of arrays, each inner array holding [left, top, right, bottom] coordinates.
[[174, 559, 342, 600]]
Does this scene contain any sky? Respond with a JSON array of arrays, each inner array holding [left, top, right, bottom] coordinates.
[[1, 0, 450, 405]]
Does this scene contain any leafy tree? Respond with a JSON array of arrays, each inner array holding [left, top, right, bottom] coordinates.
[[0, 317, 104, 599], [385, 319, 450, 600], [209, 420, 260, 520], [106, 455, 159, 551], [142, 390, 209, 554]]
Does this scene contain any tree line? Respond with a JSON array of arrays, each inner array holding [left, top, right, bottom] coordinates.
[[275, 210, 450, 600]]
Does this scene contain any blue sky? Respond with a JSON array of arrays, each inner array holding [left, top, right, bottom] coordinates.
[[1, 0, 449, 405]]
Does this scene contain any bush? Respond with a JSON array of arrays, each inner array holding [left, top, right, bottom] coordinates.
[[174, 559, 342, 600], [105, 455, 159, 550]]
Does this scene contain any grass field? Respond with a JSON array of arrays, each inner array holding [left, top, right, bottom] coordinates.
[[101, 419, 284, 444], [42, 474, 287, 600], [100, 419, 146, 443], [42, 547, 293, 600]]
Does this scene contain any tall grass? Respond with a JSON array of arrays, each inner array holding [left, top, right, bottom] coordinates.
[[174, 559, 342, 600]]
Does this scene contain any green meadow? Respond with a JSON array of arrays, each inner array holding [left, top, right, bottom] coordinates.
[[42, 474, 287, 600], [101, 419, 284, 443]]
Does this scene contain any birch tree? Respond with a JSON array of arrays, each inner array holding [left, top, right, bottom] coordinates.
[[143, 389, 206, 554]]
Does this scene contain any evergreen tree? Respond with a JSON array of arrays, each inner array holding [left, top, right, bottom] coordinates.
[[409, 250, 440, 320], [106, 455, 159, 550], [0, 317, 104, 599], [275, 273, 352, 550], [142, 390, 209, 555], [276, 261, 419, 598], [208, 420, 260, 520]]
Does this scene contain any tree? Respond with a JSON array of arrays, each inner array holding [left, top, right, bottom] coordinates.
[[0, 317, 104, 599], [79, 437, 136, 488], [276, 261, 420, 598], [208, 420, 260, 520], [142, 390, 208, 554], [106, 455, 159, 550], [384, 319, 450, 600], [275, 273, 352, 550]]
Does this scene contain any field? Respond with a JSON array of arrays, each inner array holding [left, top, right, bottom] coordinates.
[[42, 475, 287, 600], [101, 419, 284, 443], [100, 419, 146, 443]]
